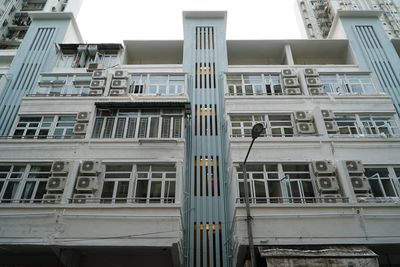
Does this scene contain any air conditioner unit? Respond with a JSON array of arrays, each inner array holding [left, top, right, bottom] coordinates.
[[325, 121, 339, 133], [316, 176, 339, 192], [350, 176, 371, 192], [320, 193, 343, 203], [46, 177, 67, 191], [283, 87, 301, 95], [304, 68, 319, 77], [113, 70, 128, 79], [345, 160, 364, 173], [281, 69, 297, 77], [312, 161, 336, 175], [306, 77, 321, 87], [75, 176, 98, 191], [294, 111, 313, 122], [111, 79, 128, 89], [309, 87, 323, 95], [76, 111, 90, 122], [87, 45, 98, 56], [109, 89, 126, 96], [51, 161, 70, 173], [77, 44, 87, 52], [73, 123, 87, 135], [89, 89, 104, 96], [42, 194, 62, 204], [80, 160, 102, 174], [90, 79, 105, 89], [73, 193, 95, 204], [296, 122, 316, 134], [321, 109, 334, 120], [283, 78, 300, 88], [92, 70, 106, 80]]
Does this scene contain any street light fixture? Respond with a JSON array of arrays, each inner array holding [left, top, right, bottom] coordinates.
[[242, 123, 264, 267]]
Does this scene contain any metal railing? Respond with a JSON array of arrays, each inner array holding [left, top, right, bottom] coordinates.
[[235, 197, 349, 204]]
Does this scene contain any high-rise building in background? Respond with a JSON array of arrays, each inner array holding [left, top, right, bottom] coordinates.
[[298, 0, 400, 39], [0, 1, 400, 267]]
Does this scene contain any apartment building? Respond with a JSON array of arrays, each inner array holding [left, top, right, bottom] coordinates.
[[0, 3, 400, 267], [298, 0, 400, 39]]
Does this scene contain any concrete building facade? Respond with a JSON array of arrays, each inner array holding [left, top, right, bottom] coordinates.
[[0, 1, 400, 267]]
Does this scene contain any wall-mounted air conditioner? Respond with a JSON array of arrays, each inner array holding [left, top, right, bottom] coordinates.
[[109, 89, 126, 96], [321, 109, 334, 120], [90, 80, 105, 89], [73, 123, 87, 135], [111, 79, 128, 89], [80, 160, 102, 174], [75, 176, 98, 191], [283, 87, 301, 95], [294, 111, 313, 122], [92, 70, 107, 80], [325, 121, 339, 133], [42, 194, 62, 204], [113, 70, 128, 79], [306, 77, 321, 87], [89, 89, 104, 96], [345, 160, 364, 173], [281, 69, 297, 78], [46, 177, 67, 191], [76, 112, 90, 122], [304, 68, 319, 77], [283, 77, 300, 88], [320, 193, 343, 203], [312, 161, 335, 175], [316, 176, 339, 192], [296, 122, 316, 134], [309, 87, 323, 95], [73, 193, 95, 204], [51, 161, 70, 173], [350, 176, 371, 192]]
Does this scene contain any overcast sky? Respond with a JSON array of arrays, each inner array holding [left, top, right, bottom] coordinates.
[[76, 0, 304, 42]]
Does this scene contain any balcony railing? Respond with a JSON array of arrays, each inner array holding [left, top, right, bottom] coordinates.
[[236, 197, 350, 204]]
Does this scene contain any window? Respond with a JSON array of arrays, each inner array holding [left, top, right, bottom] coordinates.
[[320, 74, 377, 95], [134, 164, 176, 203], [129, 74, 185, 95], [226, 74, 282, 96], [267, 114, 294, 137], [101, 164, 133, 203], [92, 108, 184, 139], [334, 113, 400, 137], [365, 166, 400, 198], [0, 164, 51, 203], [13, 115, 76, 139], [230, 114, 294, 137], [236, 163, 315, 203], [230, 115, 265, 137], [35, 74, 92, 96]]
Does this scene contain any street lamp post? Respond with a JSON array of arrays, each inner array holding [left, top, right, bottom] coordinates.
[[242, 123, 264, 267]]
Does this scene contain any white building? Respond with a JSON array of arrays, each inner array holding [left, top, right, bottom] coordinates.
[[0, 3, 399, 267]]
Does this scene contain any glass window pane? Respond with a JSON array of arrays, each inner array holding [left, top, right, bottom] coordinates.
[[149, 117, 159, 138], [3, 181, 19, 202], [135, 180, 148, 202], [116, 181, 129, 201], [101, 181, 114, 203], [126, 117, 137, 138]]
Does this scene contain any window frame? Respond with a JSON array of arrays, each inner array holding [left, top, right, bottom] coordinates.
[[0, 163, 52, 204]]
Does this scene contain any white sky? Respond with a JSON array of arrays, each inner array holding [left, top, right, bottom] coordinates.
[[76, 0, 304, 43]]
